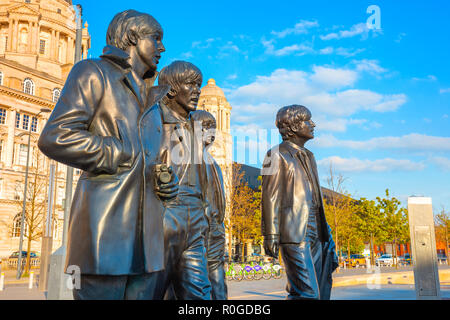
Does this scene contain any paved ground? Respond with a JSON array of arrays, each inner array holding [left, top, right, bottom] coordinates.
[[227, 276, 450, 300], [0, 265, 449, 300]]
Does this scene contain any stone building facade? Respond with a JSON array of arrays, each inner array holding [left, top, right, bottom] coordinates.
[[197, 78, 233, 224], [0, 0, 90, 258]]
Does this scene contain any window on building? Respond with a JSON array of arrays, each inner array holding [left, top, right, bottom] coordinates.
[[39, 39, 46, 54], [31, 116, 38, 132], [18, 144, 28, 166], [15, 112, 20, 128], [57, 8, 61, 14], [14, 182, 22, 200], [23, 78, 34, 95], [52, 88, 61, 102], [12, 214, 27, 238], [25, 0, 31, 3], [22, 114, 29, 131], [0, 108, 6, 124]]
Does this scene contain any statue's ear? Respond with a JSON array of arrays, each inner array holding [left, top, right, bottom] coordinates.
[[127, 30, 139, 46], [289, 122, 299, 135], [167, 88, 177, 98]]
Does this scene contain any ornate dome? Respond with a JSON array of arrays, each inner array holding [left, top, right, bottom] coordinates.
[[200, 78, 226, 98]]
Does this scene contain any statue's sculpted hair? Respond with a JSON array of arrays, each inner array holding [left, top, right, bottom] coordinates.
[[106, 10, 162, 51], [158, 61, 203, 93], [191, 110, 216, 125], [276, 105, 311, 140]]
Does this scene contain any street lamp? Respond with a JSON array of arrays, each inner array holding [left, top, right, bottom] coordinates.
[[16, 107, 52, 279]]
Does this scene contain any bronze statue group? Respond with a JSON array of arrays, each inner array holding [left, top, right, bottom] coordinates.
[[38, 10, 338, 300]]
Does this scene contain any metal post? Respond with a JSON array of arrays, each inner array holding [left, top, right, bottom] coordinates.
[[16, 123, 33, 279], [0, 272, 4, 291], [408, 197, 441, 300], [29, 271, 34, 289], [46, 5, 82, 300], [39, 163, 56, 291]]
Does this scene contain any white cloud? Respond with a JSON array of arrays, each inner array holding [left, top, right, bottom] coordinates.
[[312, 133, 450, 152], [412, 75, 438, 81], [318, 47, 365, 57], [227, 74, 238, 80], [320, 23, 379, 41], [432, 157, 450, 171], [228, 67, 407, 133], [395, 32, 407, 43], [353, 59, 388, 74], [262, 39, 314, 56], [315, 118, 368, 132], [335, 47, 366, 57], [271, 20, 319, 38], [440, 88, 450, 94], [192, 37, 221, 49], [317, 156, 426, 173], [310, 66, 358, 89], [181, 52, 193, 59], [319, 47, 334, 54]]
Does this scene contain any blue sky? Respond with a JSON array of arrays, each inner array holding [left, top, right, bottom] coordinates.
[[79, 0, 450, 211]]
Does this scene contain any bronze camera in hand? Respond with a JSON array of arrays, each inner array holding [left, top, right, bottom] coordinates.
[[155, 164, 172, 184]]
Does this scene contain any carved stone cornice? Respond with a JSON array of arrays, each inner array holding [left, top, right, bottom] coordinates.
[[0, 85, 55, 108]]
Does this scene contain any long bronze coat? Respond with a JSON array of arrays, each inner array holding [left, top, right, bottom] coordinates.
[[38, 46, 168, 275], [261, 140, 331, 244]]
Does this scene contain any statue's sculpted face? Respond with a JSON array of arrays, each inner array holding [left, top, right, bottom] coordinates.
[[203, 120, 216, 146], [136, 29, 165, 73], [174, 78, 202, 114], [294, 118, 316, 141]]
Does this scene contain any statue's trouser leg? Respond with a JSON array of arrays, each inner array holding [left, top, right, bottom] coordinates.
[[280, 240, 323, 300], [207, 222, 227, 300], [318, 240, 334, 300], [72, 273, 162, 300], [160, 202, 212, 300], [208, 260, 227, 300]]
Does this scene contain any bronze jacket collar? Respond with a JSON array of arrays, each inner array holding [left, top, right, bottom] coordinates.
[[159, 101, 191, 125], [100, 45, 132, 70], [282, 140, 312, 158]]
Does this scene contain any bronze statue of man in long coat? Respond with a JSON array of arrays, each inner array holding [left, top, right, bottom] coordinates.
[[261, 105, 338, 300], [38, 10, 177, 300]]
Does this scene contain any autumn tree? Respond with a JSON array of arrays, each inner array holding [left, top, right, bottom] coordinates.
[[227, 163, 262, 261], [354, 198, 386, 266], [376, 189, 409, 268], [435, 209, 449, 265], [323, 164, 353, 264], [15, 148, 49, 275]]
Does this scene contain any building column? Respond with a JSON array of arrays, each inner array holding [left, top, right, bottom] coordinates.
[[35, 22, 40, 54], [27, 21, 33, 53], [5, 109, 16, 168], [55, 31, 60, 62], [32, 22, 38, 54], [12, 19, 19, 52], [66, 36, 73, 64], [7, 19, 13, 52], [50, 29, 55, 60]]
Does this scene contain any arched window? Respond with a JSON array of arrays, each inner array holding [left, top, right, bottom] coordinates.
[[12, 214, 27, 238], [52, 88, 61, 102], [23, 78, 34, 95]]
